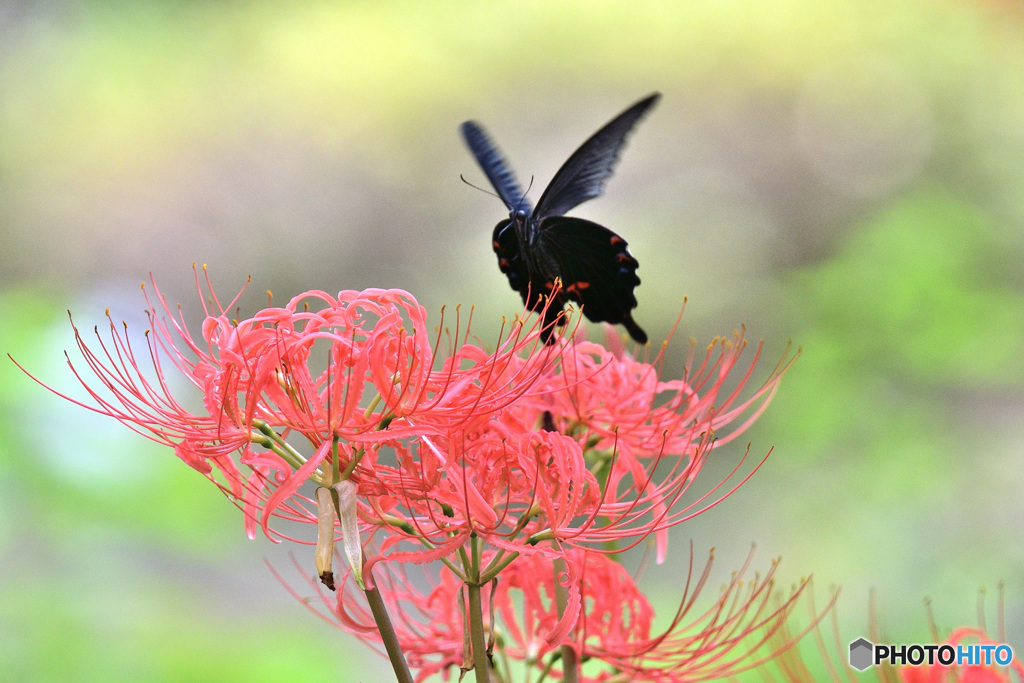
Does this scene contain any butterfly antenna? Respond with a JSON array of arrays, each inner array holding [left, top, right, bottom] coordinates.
[[513, 175, 536, 216], [459, 174, 502, 201]]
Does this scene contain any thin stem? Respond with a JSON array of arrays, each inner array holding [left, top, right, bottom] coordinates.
[[363, 576, 414, 683], [559, 645, 579, 683], [464, 534, 491, 683], [480, 550, 519, 584], [330, 434, 341, 484], [466, 580, 491, 683], [250, 419, 318, 478], [534, 651, 559, 683], [248, 432, 304, 470]]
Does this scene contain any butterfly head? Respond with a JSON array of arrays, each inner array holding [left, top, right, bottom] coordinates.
[[511, 207, 529, 224]]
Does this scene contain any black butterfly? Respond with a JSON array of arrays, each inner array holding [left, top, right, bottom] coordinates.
[[461, 93, 660, 345]]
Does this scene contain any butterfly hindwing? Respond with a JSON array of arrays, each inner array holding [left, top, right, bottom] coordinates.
[[533, 93, 660, 219], [536, 216, 646, 342]]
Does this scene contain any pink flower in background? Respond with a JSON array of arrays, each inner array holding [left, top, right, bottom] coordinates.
[[900, 628, 1024, 683], [756, 591, 1024, 683], [489, 549, 819, 682], [300, 547, 823, 683]]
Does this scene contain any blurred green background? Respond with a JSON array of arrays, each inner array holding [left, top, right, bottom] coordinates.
[[2, 1, 1023, 680]]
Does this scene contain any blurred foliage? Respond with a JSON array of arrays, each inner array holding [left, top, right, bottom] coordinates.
[[776, 189, 1024, 454], [2, 0, 1024, 680], [752, 188, 1024, 646]]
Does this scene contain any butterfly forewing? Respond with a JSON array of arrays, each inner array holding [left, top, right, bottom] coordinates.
[[460, 121, 532, 214], [533, 93, 660, 220]]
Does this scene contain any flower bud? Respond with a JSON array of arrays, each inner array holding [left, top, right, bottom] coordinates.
[[332, 480, 364, 589]]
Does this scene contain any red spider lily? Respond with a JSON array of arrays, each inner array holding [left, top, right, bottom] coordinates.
[[351, 329, 794, 569], [20, 270, 814, 681], [486, 547, 824, 682], [20, 269, 792, 578], [12, 272, 251, 502], [16, 268, 553, 542], [755, 589, 1023, 683], [285, 546, 829, 683]]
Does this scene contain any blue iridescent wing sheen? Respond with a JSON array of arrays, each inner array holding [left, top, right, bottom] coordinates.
[[460, 120, 533, 215], [533, 92, 660, 220]]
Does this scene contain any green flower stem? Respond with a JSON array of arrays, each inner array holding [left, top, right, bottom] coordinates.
[[461, 535, 491, 683], [533, 652, 558, 683], [362, 393, 382, 418], [331, 434, 341, 483], [509, 504, 541, 536], [379, 514, 417, 535], [363, 573, 414, 683], [249, 432, 304, 471], [465, 580, 491, 683], [339, 445, 364, 480], [480, 550, 519, 584], [250, 419, 308, 470], [526, 529, 554, 545], [559, 645, 579, 683], [365, 515, 467, 582]]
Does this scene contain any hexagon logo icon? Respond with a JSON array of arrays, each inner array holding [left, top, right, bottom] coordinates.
[[849, 637, 874, 671]]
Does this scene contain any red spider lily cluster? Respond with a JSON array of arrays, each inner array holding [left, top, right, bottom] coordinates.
[[291, 546, 821, 682], [23, 268, 826, 682]]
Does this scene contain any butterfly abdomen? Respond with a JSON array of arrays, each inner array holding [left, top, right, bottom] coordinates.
[[493, 219, 532, 305]]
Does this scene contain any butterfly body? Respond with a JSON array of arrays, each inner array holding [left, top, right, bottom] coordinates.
[[462, 93, 659, 344]]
